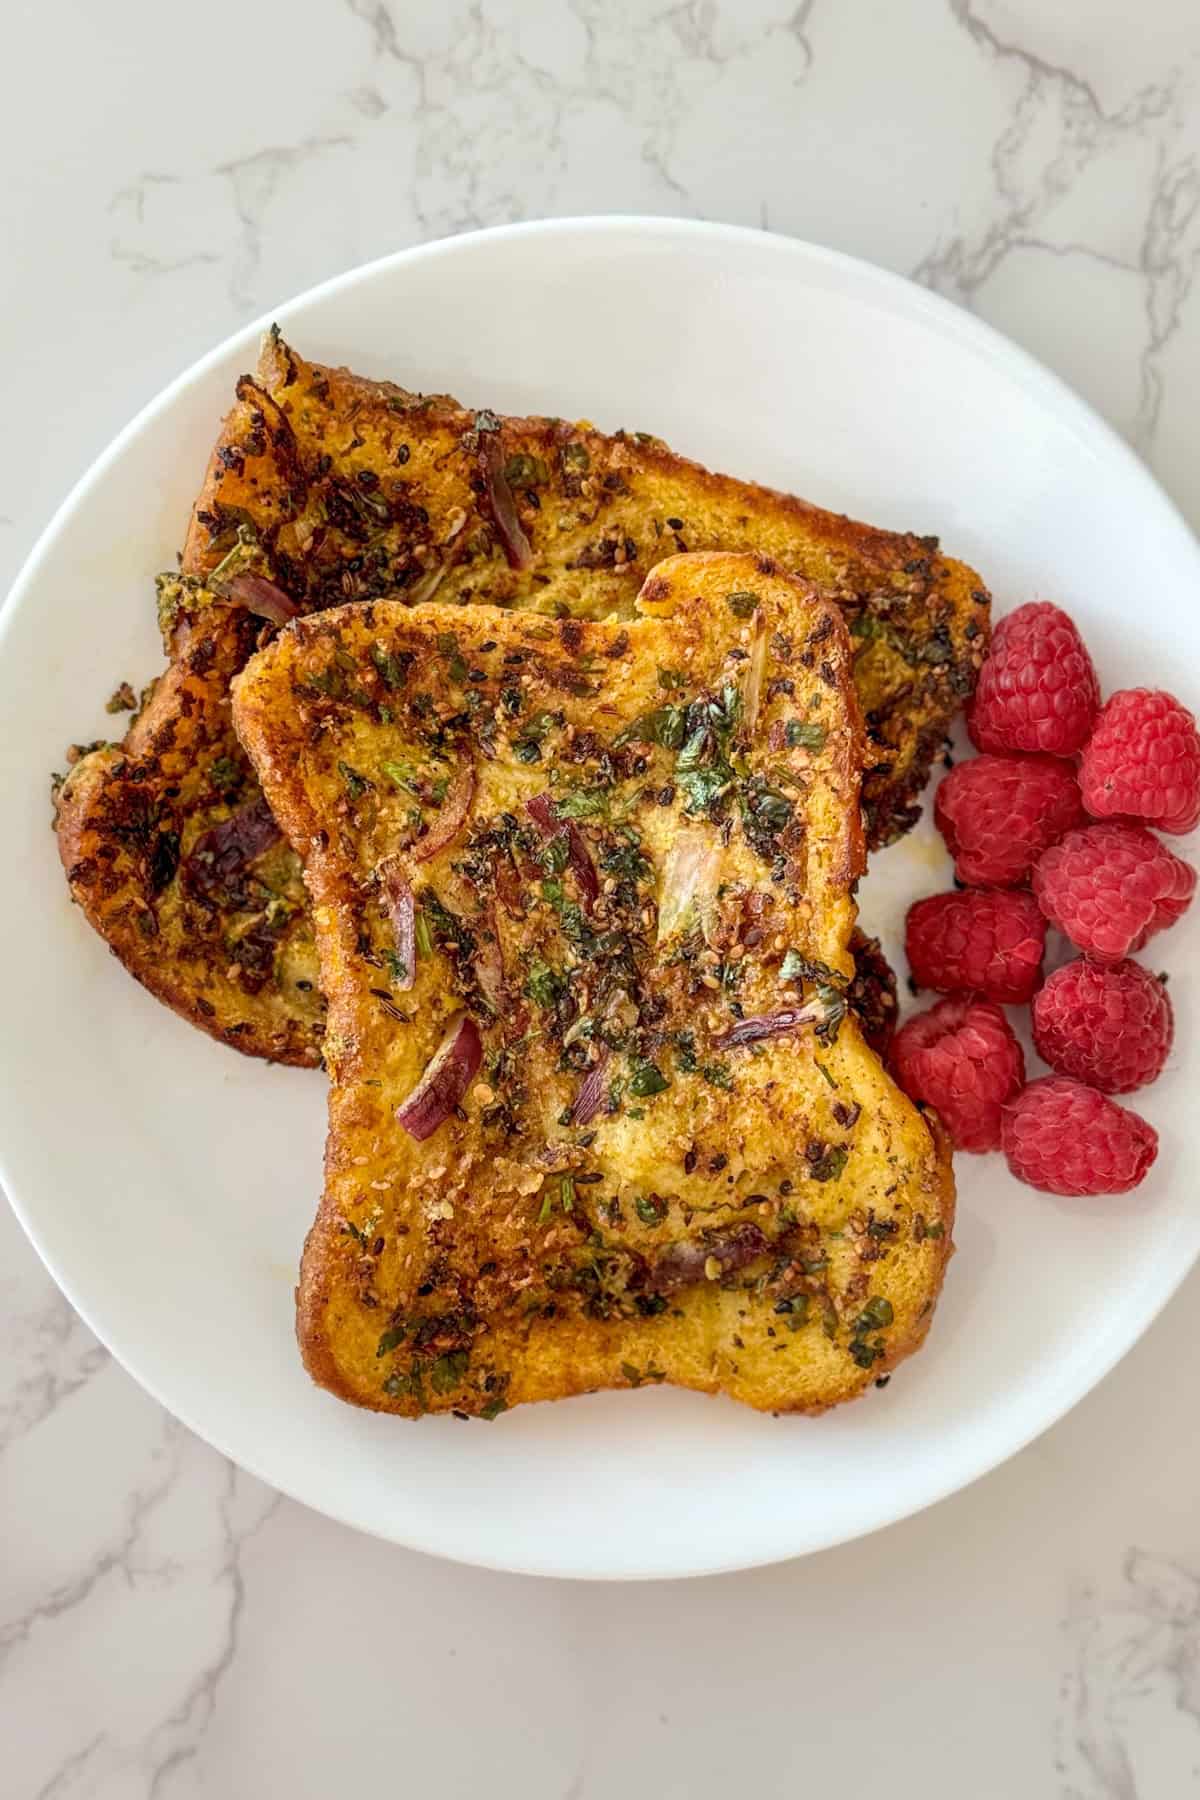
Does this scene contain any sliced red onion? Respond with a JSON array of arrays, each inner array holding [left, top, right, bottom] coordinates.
[[570, 1046, 611, 1126], [478, 433, 533, 570], [411, 761, 475, 863], [407, 560, 448, 605], [713, 989, 844, 1049], [740, 618, 769, 734], [525, 793, 557, 836], [184, 794, 281, 903], [651, 1224, 767, 1293], [379, 860, 415, 991], [395, 1012, 482, 1141], [226, 571, 300, 626], [566, 826, 600, 908], [656, 825, 721, 944], [524, 794, 599, 909], [475, 904, 505, 1010]]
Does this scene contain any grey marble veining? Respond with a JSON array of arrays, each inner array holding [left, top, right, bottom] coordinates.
[[4, 2, 1200, 1794]]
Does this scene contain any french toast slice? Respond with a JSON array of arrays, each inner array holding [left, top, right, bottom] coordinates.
[[54, 578, 323, 1063], [233, 552, 954, 1417], [57, 331, 988, 1065]]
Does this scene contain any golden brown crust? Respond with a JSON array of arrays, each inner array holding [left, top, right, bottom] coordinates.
[[58, 332, 989, 1067], [55, 587, 323, 1065], [235, 553, 956, 1419], [187, 333, 989, 846]]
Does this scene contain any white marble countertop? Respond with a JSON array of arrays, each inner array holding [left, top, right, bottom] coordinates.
[[5, 2, 1200, 1794]]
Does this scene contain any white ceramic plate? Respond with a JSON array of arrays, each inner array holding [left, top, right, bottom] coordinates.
[[3, 219, 1198, 1580]]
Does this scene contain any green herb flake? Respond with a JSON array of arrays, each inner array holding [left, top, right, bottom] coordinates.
[[554, 787, 607, 820], [504, 452, 547, 487], [779, 950, 842, 987], [628, 1061, 670, 1098], [700, 1061, 733, 1090], [539, 833, 570, 877], [621, 1361, 666, 1388], [375, 1325, 406, 1358], [371, 644, 411, 689], [814, 1058, 838, 1089], [855, 1296, 894, 1332], [209, 755, 241, 796], [615, 704, 686, 752], [525, 960, 563, 1009], [808, 1143, 849, 1184], [381, 758, 418, 794], [634, 1194, 667, 1225], [338, 761, 372, 801], [786, 720, 827, 752], [414, 910, 433, 958], [382, 949, 409, 985], [429, 1350, 470, 1394], [479, 1395, 509, 1421], [726, 590, 760, 619]]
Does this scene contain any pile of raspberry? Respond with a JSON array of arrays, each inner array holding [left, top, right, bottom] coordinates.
[[892, 601, 1198, 1197]]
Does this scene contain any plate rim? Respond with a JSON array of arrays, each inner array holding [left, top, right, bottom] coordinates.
[[4, 214, 1199, 1580]]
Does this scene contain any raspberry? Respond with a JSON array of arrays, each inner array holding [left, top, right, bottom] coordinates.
[[1079, 688, 1200, 835], [967, 601, 1100, 756], [905, 888, 1045, 1004], [934, 753, 1084, 887], [1001, 1076, 1157, 1196], [1033, 822, 1196, 963], [891, 996, 1025, 1151], [1032, 958, 1173, 1094]]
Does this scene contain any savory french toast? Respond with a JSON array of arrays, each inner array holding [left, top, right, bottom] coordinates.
[[56, 331, 988, 1065], [233, 553, 955, 1416], [54, 577, 323, 1063]]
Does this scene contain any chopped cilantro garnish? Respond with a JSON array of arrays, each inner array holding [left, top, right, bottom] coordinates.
[[539, 834, 570, 876], [429, 1350, 470, 1393], [615, 704, 686, 751], [700, 1061, 733, 1090], [370, 643, 412, 689], [779, 950, 843, 988], [808, 1143, 849, 1183], [381, 758, 420, 794], [210, 754, 241, 795], [855, 1295, 894, 1332], [628, 1061, 669, 1097], [726, 590, 760, 618], [554, 787, 607, 819], [634, 1194, 667, 1225], [376, 1325, 406, 1358], [338, 761, 372, 800], [525, 960, 563, 1009]]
